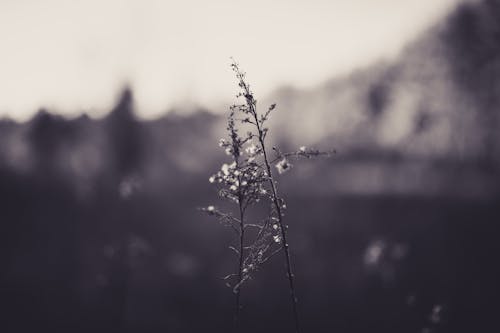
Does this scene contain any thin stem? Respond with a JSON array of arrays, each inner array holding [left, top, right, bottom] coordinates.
[[269, 151, 334, 165], [237, 79, 301, 333], [261, 246, 283, 265], [234, 157, 245, 332], [233, 202, 244, 331], [256, 126, 301, 333]]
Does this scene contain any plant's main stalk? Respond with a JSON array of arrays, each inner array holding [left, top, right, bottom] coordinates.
[[241, 89, 301, 333], [254, 114, 301, 333], [234, 162, 245, 331], [228, 122, 246, 332]]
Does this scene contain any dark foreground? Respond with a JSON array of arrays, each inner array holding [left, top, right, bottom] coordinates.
[[1, 167, 498, 333]]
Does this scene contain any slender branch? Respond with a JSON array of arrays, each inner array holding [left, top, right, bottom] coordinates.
[[261, 246, 284, 265], [234, 199, 245, 331], [269, 150, 335, 164], [244, 223, 264, 230], [234, 151, 245, 332], [198, 207, 241, 236], [255, 121, 301, 333], [234, 63, 301, 333]]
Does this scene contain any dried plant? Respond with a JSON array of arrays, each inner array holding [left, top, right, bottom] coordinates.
[[201, 59, 334, 332]]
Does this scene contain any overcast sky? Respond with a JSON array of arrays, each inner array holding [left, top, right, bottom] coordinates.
[[0, 0, 465, 120]]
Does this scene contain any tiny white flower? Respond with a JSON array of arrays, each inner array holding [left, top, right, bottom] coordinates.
[[234, 170, 240, 176], [221, 164, 230, 176], [275, 158, 292, 174], [273, 224, 279, 230], [207, 206, 215, 212], [299, 146, 306, 152], [230, 185, 237, 191], [225, 147, 232, 155], [245, 144, 258, 155], [273, 235, 281, 243], [209, 176, 215, 183], [241, 181, 247, 186]]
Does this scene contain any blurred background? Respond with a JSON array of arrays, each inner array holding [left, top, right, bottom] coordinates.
[[1, 0, 499, 332]]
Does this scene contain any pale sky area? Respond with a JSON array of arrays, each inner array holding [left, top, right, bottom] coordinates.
[[0, 0, 466, 120]]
